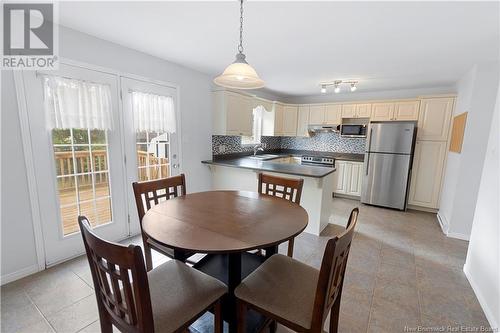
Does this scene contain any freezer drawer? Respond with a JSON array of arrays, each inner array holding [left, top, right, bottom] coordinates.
[[361, 153, 411, 210]]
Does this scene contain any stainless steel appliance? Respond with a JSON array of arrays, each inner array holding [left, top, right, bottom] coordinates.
[[340, 118, 369, 137], [307, 125, 338, 133], [361, 121, 417, 210], [301, 155, 335, 167]]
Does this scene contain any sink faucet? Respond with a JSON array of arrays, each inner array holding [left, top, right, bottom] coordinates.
[[253, 144, 264, 156]]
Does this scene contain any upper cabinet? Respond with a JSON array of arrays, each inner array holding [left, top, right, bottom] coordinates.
[[371, 101, 419, 121], [371, 102, 395, 121], [297, 105, 310, 137], [273, 102, 284, 135], [309, 105, 326, 124], [394, 101, 420, 121], [213, 90, 253, 136], [325, 104, 342, 124], [417, 97, 454, 141], [342, 103, 372, 118], [282, 105, 298, 136]]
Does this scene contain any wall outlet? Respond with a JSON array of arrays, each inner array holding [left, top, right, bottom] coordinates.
[[262, 143, 267, 149], [219, 144, 226, 153]]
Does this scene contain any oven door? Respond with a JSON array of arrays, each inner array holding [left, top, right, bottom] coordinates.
[[341, 124, 367, 137]]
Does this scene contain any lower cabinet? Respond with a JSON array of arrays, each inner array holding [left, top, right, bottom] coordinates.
[[408, 140, 447, 208], [333, 161, 364, 197]]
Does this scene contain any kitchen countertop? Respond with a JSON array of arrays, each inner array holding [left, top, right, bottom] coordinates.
[[202, 153, 336, 178]]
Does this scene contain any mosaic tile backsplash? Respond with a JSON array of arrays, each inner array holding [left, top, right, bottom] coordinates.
[[212, 132, 365, 155]]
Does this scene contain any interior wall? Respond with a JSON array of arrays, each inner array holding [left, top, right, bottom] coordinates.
[[439, 61, 500, 239], [463, 85, 499, 329], [1, 25, 215, 282], [438, 66, 477, 232]]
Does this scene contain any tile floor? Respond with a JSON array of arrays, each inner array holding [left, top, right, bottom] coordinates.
[[1, 198, 490, 333]]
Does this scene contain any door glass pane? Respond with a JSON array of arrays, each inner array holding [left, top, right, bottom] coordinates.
[[136, 131, 170, 181], [51, 128, 113, 235]]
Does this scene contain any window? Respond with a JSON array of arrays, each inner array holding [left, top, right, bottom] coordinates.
[[136, 131, 170, 181], [52, 128, 112, 235], [241, 105, 264, 145]]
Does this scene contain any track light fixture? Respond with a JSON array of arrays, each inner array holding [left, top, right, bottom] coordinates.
[[319, 80, 358, 94]]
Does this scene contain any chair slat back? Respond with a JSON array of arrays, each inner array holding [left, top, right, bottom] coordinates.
[[311, 208, 359, 331], [258, 173, 304, 204], [78, 216, 154, 333], [132, 174, 186, 223]]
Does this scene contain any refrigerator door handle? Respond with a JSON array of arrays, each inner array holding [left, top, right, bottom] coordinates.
[[366, 128, 373, 175]]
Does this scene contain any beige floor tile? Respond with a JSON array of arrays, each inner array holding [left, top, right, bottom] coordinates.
[[46, 294, 98, 333]]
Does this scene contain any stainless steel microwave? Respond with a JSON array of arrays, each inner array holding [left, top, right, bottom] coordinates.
[[340, 124, 367, 137]]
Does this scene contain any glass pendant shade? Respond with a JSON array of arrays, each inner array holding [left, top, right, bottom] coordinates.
[[214, 53, 264, 89]]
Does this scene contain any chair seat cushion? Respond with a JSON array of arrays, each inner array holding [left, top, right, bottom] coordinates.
[[148, 260, 226, 332], [235, 254, 319, 330]]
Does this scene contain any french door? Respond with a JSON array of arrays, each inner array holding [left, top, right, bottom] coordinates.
[[120, 77, 180, 235], [21, 64, 129, 265]]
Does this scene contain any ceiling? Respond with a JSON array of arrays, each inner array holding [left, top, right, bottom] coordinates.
[[58, 1, 499, 97]]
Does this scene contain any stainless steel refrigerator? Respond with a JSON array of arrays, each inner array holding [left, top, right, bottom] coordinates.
[[361, 121, 417, 210]]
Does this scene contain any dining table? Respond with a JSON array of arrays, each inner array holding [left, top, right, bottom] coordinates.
[[142, 190, 308, 333]]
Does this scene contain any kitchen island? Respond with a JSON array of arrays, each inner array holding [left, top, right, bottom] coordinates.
[[202, 151, 361, 235]]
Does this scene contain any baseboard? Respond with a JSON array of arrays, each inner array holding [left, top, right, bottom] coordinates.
[[1, 264, 40, 286], [436, 212, 470, 241], [463, 266, 499, 330], [437, 211, 449, 234], [408, 204, 438, 213]]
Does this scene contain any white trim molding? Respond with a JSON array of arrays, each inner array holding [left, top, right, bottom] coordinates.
[[437, 212, 470, 241], [13, 71, 47, 272], [1, 264, 39, 286], [463, 266, 499, 330]]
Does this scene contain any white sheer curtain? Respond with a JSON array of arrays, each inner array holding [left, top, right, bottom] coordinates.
[[43, 76, 113, 130], [131, 91, 176, 133]]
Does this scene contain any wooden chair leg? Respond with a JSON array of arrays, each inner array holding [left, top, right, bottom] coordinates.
[[287, 238, 295, 257], [143, 242, 153, 271], [237, 300, 246, 333], [214, 300, 223, 333], [329, 297, 341, 333], [269, 320, 277, 333], [99, 313, 113, 333]]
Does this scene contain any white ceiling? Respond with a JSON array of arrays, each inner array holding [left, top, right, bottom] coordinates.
[[58, 1, 499, 97]]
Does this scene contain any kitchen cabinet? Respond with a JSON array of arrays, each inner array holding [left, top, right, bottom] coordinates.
[[342, 104, 372, 118], [371, 101, 420, 121], [408, 140, 447, 208], [371, 102, 395, 121], [325, 104, 342, 124], [333, 161, 363, 197], [308, 104, 342, 125], [309, 105, 326, 124], [273, 102, 284, 135], [213, 90, 253, 136], [417, 97, 454, 141], [394, 101, 420, 120], [282, 105, 298, 136], [297, 105, 310, 137]]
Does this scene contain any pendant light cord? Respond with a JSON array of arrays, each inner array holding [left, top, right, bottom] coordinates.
[[238, 0, 244, 54]]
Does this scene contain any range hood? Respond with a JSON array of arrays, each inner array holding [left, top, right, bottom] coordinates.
[[307, 124, 340, 133]]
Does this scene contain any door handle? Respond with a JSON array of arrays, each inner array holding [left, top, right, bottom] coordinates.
[[365, 128, 373, 175], [173, 164, 179, 169]]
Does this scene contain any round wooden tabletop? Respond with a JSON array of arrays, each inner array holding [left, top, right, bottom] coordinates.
[[142, 190, 308, 253]]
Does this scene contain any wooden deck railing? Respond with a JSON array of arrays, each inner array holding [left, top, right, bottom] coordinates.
[[54, 150, 169, 187]]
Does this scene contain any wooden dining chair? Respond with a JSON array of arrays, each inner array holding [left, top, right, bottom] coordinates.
[[133, 174, 195, 270], [258, 173, 304, 257], [78, 216, 226, 333], [235, 208, 359, 333]]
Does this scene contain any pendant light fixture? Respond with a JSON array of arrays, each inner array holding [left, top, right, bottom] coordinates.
[[214, 0, 264, 89]]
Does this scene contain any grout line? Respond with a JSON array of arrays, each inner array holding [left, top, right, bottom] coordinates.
[[22, 289, 58, 333], [364, 245, 382, 333], [76, 319, 99, 333]]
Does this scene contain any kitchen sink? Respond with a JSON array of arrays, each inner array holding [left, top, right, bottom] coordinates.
[[247, 154, 281, 160]]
